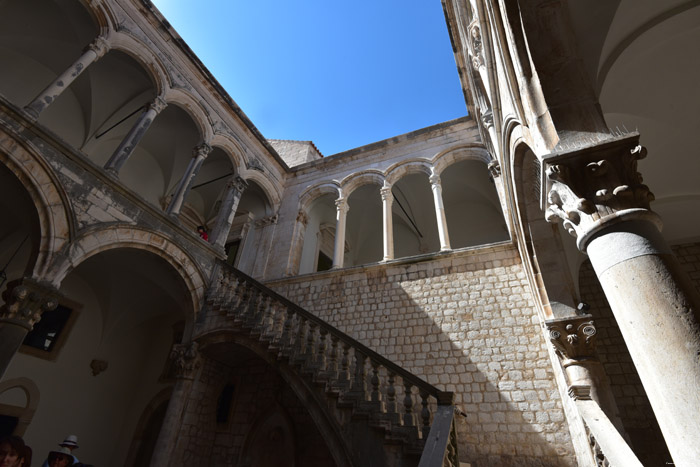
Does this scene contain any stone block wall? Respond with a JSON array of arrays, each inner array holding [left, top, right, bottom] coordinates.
[[266, 243, 576, 466]]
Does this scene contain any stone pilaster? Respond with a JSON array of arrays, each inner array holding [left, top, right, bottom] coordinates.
[[544, 134, 700, 466], [104, 96, 168, 176], [333, 197, 349, 268], [0, 278, 61, 378], [167, 143, 212, 216], [25, 35, 110, 119], [380, 184, 394, 261], [151, 342, 201, 467], [285, 210, 309, 276]]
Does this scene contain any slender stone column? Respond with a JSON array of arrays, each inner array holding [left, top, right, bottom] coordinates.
[[25, 35, 110, 120], [285, 210, 309, 276], [104, 96, 167, 176], [150, 342, 201, 467], [380, 184, 394, 261], [0, 278, 61, 379], [545, 135, 700, 466], [166, 143, 212, 216], [429, 171, 451, 251], [332, 197, 349, 269], [209, 176, 248, 250]]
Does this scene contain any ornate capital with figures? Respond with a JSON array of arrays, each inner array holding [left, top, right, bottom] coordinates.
[[0, 278, 61, 330], [193, 143, 212, 159], [228, 175, 248, 194], [545, 315, 597, 365], [86, 35, 110, 59], [544, 134, 657, 252], [169, 342, 201, 380]]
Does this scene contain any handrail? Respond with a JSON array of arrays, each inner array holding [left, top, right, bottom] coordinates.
[[214, 259, 454, 403], [417, 405, 459, 467]]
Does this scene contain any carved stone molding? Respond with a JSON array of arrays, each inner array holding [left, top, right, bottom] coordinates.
[[168, 342, 201, 380], [380, 186, 393, 202], [148, 96, 168, 114], [543, 135, 657, 251], [469, 23, 484, 70], [546, 314, 597, 365], [0, 278, 61, 330]]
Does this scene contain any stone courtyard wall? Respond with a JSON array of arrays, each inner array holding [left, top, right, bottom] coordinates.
[[266, 243, 577, 466]]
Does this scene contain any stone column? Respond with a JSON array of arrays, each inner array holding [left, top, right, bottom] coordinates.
[[0, 278, 61, 379], [209, 176, 248, 250], [166, 143, 212, 216], [545, 135, 700, 466], [429, 171, 451, 251], [104, 96, 167, 176], [150, 342, 201, 467], [251, 215, 279, 278], [25, 35, 110, 120], [380, 184, 394, 261], [285, 210, 309, 276], [332, 197, 349, 269]]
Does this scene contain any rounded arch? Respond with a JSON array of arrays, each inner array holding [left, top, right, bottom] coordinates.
[[76, 0, 110, 31], [47, 225, 206, 325], [124, 386, 173, 466], [210, 133, 245, 173], [431, 143, 492, 176], [109, 31, 169, 97], [0, 131, 73, 280], [339, 169, 385, 198], [384, 159, 432, 186], [195, 331, 354, 467], [0, 377, 40, 436], [298, 182, 341, 214], [163, 87, 213, 143], [239, 169, 282, 212]]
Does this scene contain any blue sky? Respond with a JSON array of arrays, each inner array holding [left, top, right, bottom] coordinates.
[[152, 1, 467, 156]]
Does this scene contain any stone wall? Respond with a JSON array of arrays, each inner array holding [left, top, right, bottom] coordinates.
[[266, 243, 577, 466]]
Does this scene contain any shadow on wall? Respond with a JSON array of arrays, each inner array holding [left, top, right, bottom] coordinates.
[[267, 246, 575, 465]]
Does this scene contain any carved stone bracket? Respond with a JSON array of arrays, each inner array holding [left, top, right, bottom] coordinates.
[[168, 342, 201, 380], [488, 160, 501, 179], [0, 278, 61, 330], [543, 134, 657, 252], [255, 214, 279, 228]]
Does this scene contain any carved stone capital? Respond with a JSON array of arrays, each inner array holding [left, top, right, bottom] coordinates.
[[335, 197, 349, 214], [469, 23, 484, 70], [193, 143, 212, 159], [429, 173, 441, 188], [488, 160, 501, 178], [545, 315, 597, 365], [296, 210, 309, 226], [169, 342, 201, 380], [380, 186, 393, 202], [148, 96, 168, 114], [544, 135, 656, 251], [86, 35, 110, 59], [0, 278, 61, 330], [228, 175, 248, 194]]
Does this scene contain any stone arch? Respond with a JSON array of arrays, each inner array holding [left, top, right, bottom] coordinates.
[[108, 31, 169, 97], [0, 377, 40, 436], [0, 130, 73, 280], [298, 182, 341, 214], [163, 87, 214, 143], [384, 159, 433, 186], [339, 170, 385, 198], [76, 0, 111, 31], [431, 143, 492, 176], [124, 386, 173, 466], [195, 331, 354, 467], [210, 133, 245, 173], [47, 225, 207, 327], [239, 169, 282, 214]]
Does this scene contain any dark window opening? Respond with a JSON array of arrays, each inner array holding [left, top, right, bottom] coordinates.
[[225, 240, 241, 266], [216, 384, 235, 424], [317, 251, 332, 272], [23, 304, 72, 352]]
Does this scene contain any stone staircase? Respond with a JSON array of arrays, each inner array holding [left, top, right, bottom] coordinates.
[[196, 261, 459, 467]]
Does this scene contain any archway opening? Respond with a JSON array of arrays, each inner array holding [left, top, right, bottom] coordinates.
[[345, 184, 382, 267], [299, 193, 338, 274], [392, 173, 440, 258]]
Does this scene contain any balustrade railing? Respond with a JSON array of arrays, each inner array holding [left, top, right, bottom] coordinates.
[[206, 261, 455, 447]]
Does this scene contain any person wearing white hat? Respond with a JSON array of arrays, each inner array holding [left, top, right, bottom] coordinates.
[[47, 447, 73, 467], [42, 436, 78, 467]]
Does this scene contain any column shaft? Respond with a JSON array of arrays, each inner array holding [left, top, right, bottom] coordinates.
[[209, 176, 247, 249], [25, 36, 109, 119], [429, 173, 451, 251], [285, 211, 309, 276], [166, 143, 212, 216], [104, 97, 166, 176], [586, 220, 700, 466], [381, 186, 394, 261], [333, 198, 349, 268]]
